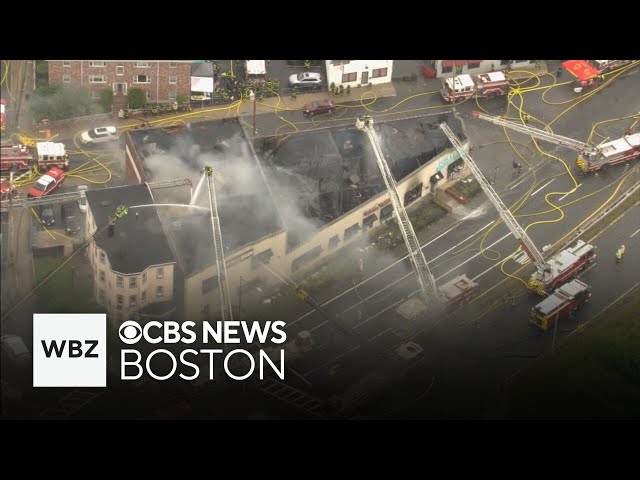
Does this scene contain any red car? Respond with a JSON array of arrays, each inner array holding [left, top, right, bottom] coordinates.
[[27, 167, 65, 198], [303, 99, 336, 117]]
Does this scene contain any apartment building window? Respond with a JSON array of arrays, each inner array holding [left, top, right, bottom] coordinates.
[[99, 271, 105, 283], [404, 183, 423, 207], [328, 235, 340, 250], [168, 92, 177, 100], [344, 223, 361, 241], [142, 271, 147, 284], [135, 62, 150, 68], [372, 67, 388, 78], [89, 75, 106, 83], [89, 61, 106, 67], [467, 61, 481, 70], [116, 65, 124, 76], [363, 214, 378, 230], [380, 204, 393, 221], [116, 294, 123, 310], [129, 277, 137, 288], [156, 286, 164, 298], [63, 61, 71, 67], [99, 289, 105, 303], [202, 275, 218, 294], [141, 290, 147, 304], [169, 75, 177, 84], [99, 252, 105, 264], [129, 295, 137, 307], [342, 72, 357, 83], [169, 62, 177, 68], [62, 74, 71, 83], [134, 75, 151, 84], [117, 276, 124, 288], [441, 65, 453, 74], [156, 267, 164, 279]]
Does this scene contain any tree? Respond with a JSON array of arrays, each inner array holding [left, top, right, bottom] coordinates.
[[128, 88, 147, 109], [30, 84, 92, 121], [99, 89, 114, 113]]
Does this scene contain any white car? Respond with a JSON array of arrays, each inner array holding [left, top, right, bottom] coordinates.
[[80, 126, 118, 145], [77, 185, 89, 213], [289, 72, 322, 87]]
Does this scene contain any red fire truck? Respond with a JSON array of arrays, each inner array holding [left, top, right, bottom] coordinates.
[[530, 279, 591, 331], [577, 132, 640, 173], [438, 274, 478, 307], [441, 72, 509, 103], [0, 140, 69, 172], [588, 60, 633, 74], [0, 178, 18, 206]]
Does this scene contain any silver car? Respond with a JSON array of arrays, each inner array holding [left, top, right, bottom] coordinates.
[[289, 72, 322, 87], [80, 126, 118, 145]]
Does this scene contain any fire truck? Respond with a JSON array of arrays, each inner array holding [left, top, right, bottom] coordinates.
[[0, 178, 18, 206], [588, 60, 633, 74], [438, 274, 478, 307], [441, 72, 509, 103], [530, 279, 591, 331], [528, 240, 596, 296], [473, 111, 640, 174], [0, 140, 69, 172]]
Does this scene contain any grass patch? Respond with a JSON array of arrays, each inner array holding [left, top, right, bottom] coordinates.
[[448, 177, 481, 200], [506, 286, 640, 418], [581, 189, 639, 241], [34, 255, 101, 313]]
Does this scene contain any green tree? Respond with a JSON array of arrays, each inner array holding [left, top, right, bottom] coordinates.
[[30, 83, 92, 121], [176, 94, 190, 104], [99, 89, 114, 113], [127, 88, 147, 109]]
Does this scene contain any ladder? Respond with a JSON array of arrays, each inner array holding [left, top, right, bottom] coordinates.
[[356, 117, 439, 306], [259, 378, 327, 418], [204, 167, 233, 322], [472, 111, 597, 155], [440, 122, 549, 273]]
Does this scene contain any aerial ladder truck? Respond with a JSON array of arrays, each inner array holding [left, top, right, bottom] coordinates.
[[439, 122, 596, 296], [472, 111, 640, 174]]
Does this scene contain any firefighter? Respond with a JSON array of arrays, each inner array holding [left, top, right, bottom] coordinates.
[[556, 67, 563, 78], [291, 87, 297, 100], [118, 109, 125, 120], [304, 60, 311, 71]]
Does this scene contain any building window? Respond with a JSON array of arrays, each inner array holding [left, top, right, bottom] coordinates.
[[89, 61, 106, 67], [135, 62, 150, 68], [169, 75, 177, 84], [328, 235, 340, 250], [169, 62, 177, 68], [156, 267, 164, 279], [99, 289, 105, 303], [99, 252, 105, 264], [291, 246, 323, 273], [63, 61, 71, 67], [145, 91, 151, 100], [372, 67, 388, 78], [404, 183, 423, 207], [90, 91, 101, 100], [251, 249, 274, 270], [116, 276, 124, 288], [342, 72, 357, 83], [441, 65, 453, 74], [156, 286, 164, 298], [141, 290, 147, 304], [129, 277, 137, 288], [89, 75, 106, 83], [129, 295, 137, 307], [116, 294, 123, 310], [380, 204, 393, 221], [202, 275, 218, 294], [142, 271, 147, 284], [99, 271, 105, 283], [62, 74, 71, 83], [168, 91, 177, 100], [344, 223, 361, 241], [134, 75, 150, 84], [363, 214, 378, 230], [116, 65, 124, 76]]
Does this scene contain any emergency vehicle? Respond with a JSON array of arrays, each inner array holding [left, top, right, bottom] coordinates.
[[0, 140, 69, 172], [441, 72, 509, 103], [245, 60, 267, 86], [438, 274, 478, 306], [577, 132, 640, 174], [530, 279, 591, 331], [0, 179, 18, 206], [588, 60, 633, 74]]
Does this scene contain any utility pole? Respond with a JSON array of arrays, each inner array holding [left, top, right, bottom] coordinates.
[[250, 89, 257, 136]]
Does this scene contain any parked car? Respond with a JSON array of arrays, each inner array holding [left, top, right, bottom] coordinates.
[[303, 100, 336, 117], [289, 71, 322, 87], [0, 334, 31, 368], [80, 126, 118, 145], [77, 185, 89, 213], [61, 202, 81, 235], [39, 205, 55, 226], [27, 167, 65, 198]]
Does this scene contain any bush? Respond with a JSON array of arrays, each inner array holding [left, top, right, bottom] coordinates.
[[30, 83, 93, 121], [176, 94, 190, 104], [99, 89, 114, 112], [127, 88, 147, 109], [36, 61, 49, 75]]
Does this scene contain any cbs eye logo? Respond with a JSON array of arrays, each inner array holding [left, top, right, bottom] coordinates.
[[119, 320, 142, 345]]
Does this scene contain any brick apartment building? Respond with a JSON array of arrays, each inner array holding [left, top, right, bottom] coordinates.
[[47, 60, 192, 103]]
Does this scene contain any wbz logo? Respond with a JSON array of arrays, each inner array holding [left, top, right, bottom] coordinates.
[[33, 314, 106, 387]]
